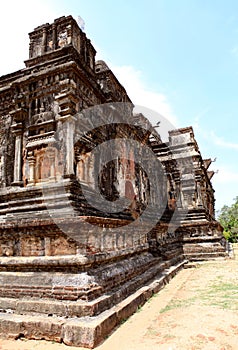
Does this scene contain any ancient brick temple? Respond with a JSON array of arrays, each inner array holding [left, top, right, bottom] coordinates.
[[0, 16, 226, 348]]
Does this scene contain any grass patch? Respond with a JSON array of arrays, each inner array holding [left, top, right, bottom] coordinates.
[[120, 317, 128, 325], [160, 297, 197, 313], [147, 293, 157, 303], [208, 282, 238, 293], [160, 278, 238, 314], [145, 326, 159, 336], [198, 280, 238, 310], [163, 333, 176, 340], [136, 305, 143, 313]]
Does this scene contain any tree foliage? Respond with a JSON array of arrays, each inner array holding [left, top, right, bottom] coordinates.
[[218, 196, 238, 242]]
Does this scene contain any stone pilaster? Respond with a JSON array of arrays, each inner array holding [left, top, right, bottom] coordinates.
[[196, 181, 203, 207], [52, 24, 57, 50], [55, 91, 78, 178], [10, 108, 27, 187], [27, 151, 36, 186], [11, 125, 23, 186], [64, 117, 75, 177], [41, 27, 47, 54], [175, 180, 182, 208]]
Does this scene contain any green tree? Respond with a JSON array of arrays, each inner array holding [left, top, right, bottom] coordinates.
[[218, 196, 238, 243]]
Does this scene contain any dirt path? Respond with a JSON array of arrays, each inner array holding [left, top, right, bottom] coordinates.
[[0, 257, 237, 350]]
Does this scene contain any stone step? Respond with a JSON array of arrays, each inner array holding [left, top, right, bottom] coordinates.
[[184, 252, 227, 261], [0, 254, 175, 318], [0, 259, 186, 348]]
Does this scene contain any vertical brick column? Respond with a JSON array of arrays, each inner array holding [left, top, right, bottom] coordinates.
[[10, 108, 27, 187], [55, 91, 78, 178]]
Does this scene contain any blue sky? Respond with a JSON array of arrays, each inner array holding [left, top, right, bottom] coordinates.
[[0, 0, 237, 212]]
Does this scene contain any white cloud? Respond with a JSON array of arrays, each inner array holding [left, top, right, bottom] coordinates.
[[0, 1, 59, 76], [210, 131, 238, 151], [213, 169, 238, 211], [110, 65, 178, 127], [193, 117, 238, 152], [193, 107, 210, 129], [191, 117, 238, 210], [214, 167, 238, 184]]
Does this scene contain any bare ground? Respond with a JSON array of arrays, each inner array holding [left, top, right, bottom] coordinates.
[[0, 256, 237, 350]]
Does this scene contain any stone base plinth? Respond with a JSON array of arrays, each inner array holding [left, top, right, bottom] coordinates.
[[0, 260, 185, 348], [181, 221, 227, 261]]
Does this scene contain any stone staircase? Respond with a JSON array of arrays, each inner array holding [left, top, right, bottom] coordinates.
[[0, 255, 186, 348]]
